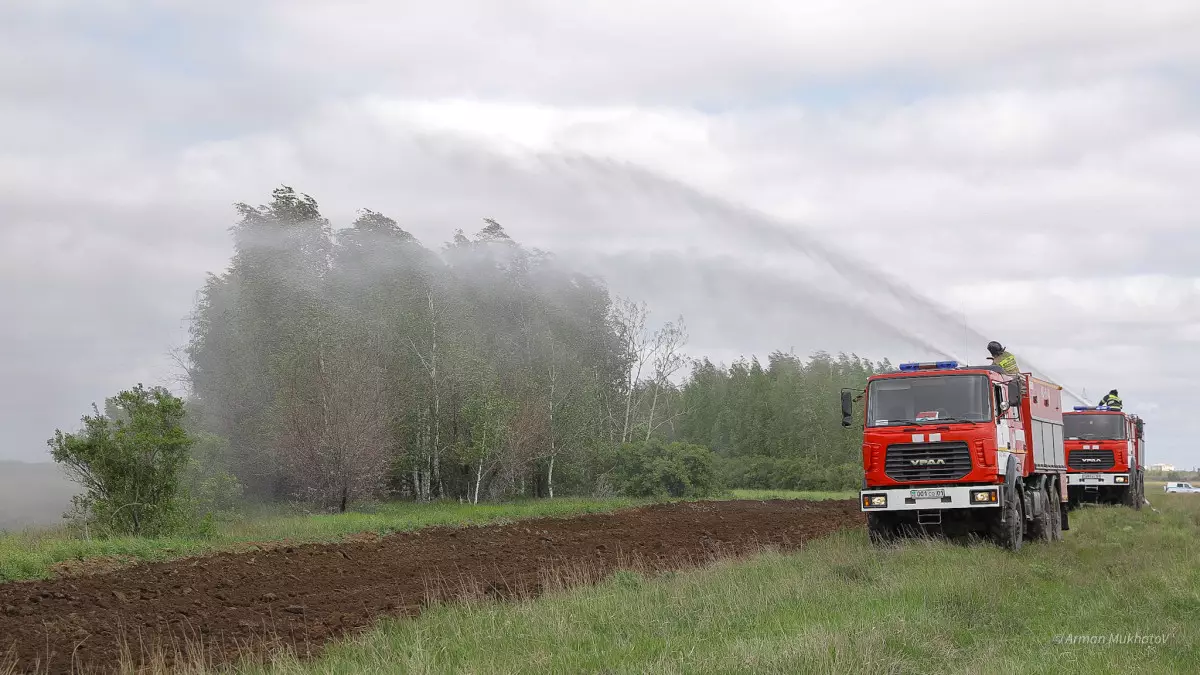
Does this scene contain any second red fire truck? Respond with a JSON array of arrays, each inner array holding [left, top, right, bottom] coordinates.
[[1063, 406, 1145, 508]]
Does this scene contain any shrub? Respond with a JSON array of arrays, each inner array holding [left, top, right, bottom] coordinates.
[[180, 432, 243, 526], [48, 384, 195, 537], [609, 439, 720, 498], [714, 455, 861, 492]]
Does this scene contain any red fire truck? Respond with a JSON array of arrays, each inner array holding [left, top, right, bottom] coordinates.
[[1063, 407, 1145, 508], [842, 360, 1068, 550]]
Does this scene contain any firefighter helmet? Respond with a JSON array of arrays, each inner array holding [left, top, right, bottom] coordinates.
[[987, 341, 1004, 356]]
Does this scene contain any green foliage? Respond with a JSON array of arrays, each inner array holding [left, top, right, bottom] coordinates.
[[188, 188, 626, 504], [674, 351, 883, 491], [47, 384, 195, 537], [180, 432, 244, 523], [727, 488, 855, 501], [715, 456, 862, 493], [609, 439, 719, 498]]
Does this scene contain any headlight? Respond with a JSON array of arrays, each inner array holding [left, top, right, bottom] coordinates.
[[862, 494, 887, 508], [970, 489, 999, 504], [1115, 476, 1129, 484]]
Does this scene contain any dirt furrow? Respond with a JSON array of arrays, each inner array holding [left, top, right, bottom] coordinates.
[[0, 499, 863, 673]]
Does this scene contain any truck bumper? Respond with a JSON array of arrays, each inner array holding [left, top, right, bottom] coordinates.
[[1067, 473, 1130, 486], [860, 486, 1002, 512]]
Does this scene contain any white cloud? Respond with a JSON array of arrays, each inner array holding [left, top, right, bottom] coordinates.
[[258, 1, 1200, 101], [1, 1, 1198, 468]]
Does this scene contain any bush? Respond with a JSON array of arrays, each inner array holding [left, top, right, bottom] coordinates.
[[715, 455, 861, 492], [48, 384, 196, 537], [609, 439, 720, 498], [180, 432, 243, 527]]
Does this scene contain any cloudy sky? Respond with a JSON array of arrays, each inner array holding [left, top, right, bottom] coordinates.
[[2, 1, 1198, 467]]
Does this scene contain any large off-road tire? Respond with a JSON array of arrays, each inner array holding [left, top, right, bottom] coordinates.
[[867, 512, 897, 546], [1029, 481, 1058, 543], [1121, 479, 1140, 509], [1046, 481, 1063, 541], [992, 485, 1024, 551], [1133, 472, 1145, 511]]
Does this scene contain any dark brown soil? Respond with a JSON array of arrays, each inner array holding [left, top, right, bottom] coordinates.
[[0, 499, 863, 674]]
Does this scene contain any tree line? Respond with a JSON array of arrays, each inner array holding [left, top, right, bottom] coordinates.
[[50, 186, 887, 534], [673, 352, 888, 491]]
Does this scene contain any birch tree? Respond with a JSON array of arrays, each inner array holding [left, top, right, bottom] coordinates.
[[644, 317, 690, 441]]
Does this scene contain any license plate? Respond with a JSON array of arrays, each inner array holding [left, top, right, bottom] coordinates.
[[1080, 474, 1103, 482], [910, 489, 946, 500]]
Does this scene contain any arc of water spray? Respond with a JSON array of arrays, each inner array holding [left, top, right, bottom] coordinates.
[[388, 131, 1086, 404], [530, 150, 1088, 404]]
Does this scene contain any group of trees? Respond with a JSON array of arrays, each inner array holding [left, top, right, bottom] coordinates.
[[50, 187, 888, 535], [183, 187, 695, 509], [673, 352, 887, 491]]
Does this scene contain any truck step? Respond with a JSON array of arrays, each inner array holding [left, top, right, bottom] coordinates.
[[916, 510, 942, 526]]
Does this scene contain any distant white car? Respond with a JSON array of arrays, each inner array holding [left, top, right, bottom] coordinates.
[[1163, 482, 1200, 494]]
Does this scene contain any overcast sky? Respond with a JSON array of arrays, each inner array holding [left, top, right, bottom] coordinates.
[[2, 1, 1197, 467]]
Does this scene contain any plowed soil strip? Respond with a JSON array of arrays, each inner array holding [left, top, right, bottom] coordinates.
[[1, 499, 863, 674]]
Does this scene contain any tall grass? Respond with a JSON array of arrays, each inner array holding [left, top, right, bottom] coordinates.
[[229, 495, 1200, 674]]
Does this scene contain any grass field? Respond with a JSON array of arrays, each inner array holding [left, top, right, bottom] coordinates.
[[0, 490, 849, 583], [223, 495, 1200, 675]]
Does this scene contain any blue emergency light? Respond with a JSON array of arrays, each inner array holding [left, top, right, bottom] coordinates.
[[898, 360, 959, 372], [1072, 406, 1111, 411]]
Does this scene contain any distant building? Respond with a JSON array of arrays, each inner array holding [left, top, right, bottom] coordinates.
[[1148, 463, 1176, 472]]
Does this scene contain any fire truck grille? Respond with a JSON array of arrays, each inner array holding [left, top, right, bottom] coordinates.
[[884, 442, 972, 482], [1068, 449, 1116, 470]]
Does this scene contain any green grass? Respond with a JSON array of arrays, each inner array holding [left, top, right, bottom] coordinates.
[[238, 495, 1200, 675], [0, 497, 647, 582]]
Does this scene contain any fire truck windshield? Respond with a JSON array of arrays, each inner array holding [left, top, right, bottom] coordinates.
[[867, 374, 991, 427], [1064, 414, 1126, 440]]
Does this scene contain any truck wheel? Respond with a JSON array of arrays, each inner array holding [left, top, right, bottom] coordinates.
[[867, 512, 896, 546], [1047, 481, 1063, 541], [1133, 472, 1144, 511], [992, 486, 1024, 551], [1029, 482, 1057, 543], [1122, 480, 1138, 509]]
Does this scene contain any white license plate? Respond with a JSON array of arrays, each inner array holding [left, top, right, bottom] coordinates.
[[1080, 474, 1103, 481], [910, 489, 946, 500]]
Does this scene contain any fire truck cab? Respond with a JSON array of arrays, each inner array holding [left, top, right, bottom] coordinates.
[[843, 360, 1068, 551], [1063, 407, 1145, 508]]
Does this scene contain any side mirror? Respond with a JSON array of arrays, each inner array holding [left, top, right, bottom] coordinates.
[[1136, 419, 1145, 439], [840, 390, 854, 428], [1007, 380, 1022, 407]]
